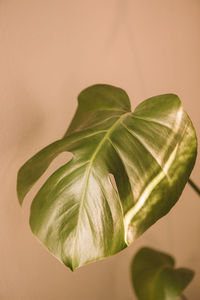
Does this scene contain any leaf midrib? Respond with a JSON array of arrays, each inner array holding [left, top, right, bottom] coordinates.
[[150, 263, 175, 300], [72, 111, 131, 267]]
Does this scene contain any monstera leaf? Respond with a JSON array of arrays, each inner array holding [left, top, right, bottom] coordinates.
[[131, 247, 194, 300], [17, 84, 197, 270]]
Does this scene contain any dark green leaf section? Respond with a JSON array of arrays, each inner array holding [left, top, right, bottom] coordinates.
[[17, 84, 197, 270], [131, 247, 194, 300]]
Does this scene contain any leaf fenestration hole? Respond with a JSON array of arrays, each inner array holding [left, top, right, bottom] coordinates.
[[24, 151, 73, 209], [109, 173, 118, 192]]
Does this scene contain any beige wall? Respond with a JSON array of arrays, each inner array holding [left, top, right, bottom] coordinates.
[[0, 1, 200, 299]]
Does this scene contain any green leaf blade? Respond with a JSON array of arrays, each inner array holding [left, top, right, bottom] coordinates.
[[29, 155, 126, 270], [131, 247, 194, 300], [17, 84, 197, 270]]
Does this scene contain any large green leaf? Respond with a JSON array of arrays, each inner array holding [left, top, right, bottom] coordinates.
[[131, 247, 194, 300], [17, 84, 197, 270]]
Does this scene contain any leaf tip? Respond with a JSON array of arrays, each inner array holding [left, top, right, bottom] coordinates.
[[16, 170, 25, 206]]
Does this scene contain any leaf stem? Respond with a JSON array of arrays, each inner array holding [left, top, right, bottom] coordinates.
[[188, 178, 200, 196]]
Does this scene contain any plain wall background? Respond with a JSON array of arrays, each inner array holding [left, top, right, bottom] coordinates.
[[0, 0, 199, 299]]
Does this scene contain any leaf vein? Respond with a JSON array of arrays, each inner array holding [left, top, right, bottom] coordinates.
[[72, 112, 131, 267], [120, 121, 167, 175]]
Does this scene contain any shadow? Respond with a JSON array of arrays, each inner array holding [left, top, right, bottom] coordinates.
[[1, 85, 45, 177]]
